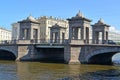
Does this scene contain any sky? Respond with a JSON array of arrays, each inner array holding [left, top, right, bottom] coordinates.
[[0, 0, 120, 31]]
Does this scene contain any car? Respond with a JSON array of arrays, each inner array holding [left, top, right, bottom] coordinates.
[[108, 40, 116, 44]]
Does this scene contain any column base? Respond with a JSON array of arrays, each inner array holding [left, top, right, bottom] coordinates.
[[68, 60, 80, 64], [15, 58, 20, 61]]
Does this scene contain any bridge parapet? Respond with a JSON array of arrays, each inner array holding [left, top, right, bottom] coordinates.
[[69, 39, 84, 45], [17, 40, 31, 44], [0, 39, 120, 45]]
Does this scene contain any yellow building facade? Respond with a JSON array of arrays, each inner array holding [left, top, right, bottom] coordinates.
[[0, 27, 11, 41]]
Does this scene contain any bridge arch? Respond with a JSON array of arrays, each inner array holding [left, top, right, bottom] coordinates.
[[0, 48, 17, 60], [86, 47, 120, 65]]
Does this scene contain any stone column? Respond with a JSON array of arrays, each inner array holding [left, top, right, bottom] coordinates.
[[96, 32, 99, 44], [60, 31, 63, 43], [81, 27, 85, 40], [31, 28, 33, 39], [55, 32, 58, 43], [62, 32, 65, 43], [53, 33, 55, 43], [58, 31, 61, 43], [23, 29, 26, 39], [104, 31, 107, 43], [84, 27, 86, 40], [92, 31, 99, 44], [78, 28, 81, 39], [86, 27, 89, 44], [92, 30, 95, 44], [81, 27, 83, 40], [72, 28, 75, 39], [74, 28, 78, 39], [69, 27, 73, 40], [106, 31, 108, 43], [37, 28, 40, 43], [102, 31, 106, 44], [50, 30, 53, 43]]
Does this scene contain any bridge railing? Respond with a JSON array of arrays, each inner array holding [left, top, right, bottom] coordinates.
[[30, 39, 68, 44], [0, 39, 68, 45], [0, 39, 120, 45], [85, 39, 120, 45], [0, 40, 19, 45]]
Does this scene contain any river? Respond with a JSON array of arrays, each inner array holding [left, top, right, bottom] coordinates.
[[0, 60, 120, 80]]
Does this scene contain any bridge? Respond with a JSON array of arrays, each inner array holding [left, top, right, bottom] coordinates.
[[0, 11, 120, 65], [0, 40, 65, 62], [65, 43, 120, 65], [0, 39, 120, 65]]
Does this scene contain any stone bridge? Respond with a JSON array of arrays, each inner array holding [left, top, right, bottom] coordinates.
[[4, 11, 118, 65], [0, 44, 18, 60], [64, 43, 120, 65], [0, 44, 35, 61], [0, 43, 64, 62], [80, 45, 120, 64], [0, 43, 120, 65]]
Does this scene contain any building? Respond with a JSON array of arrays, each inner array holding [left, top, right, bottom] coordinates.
[[11, 23, 20, 40], [12, 15, 69, 43], [18, 15, 40, 43], [50, 24, 67, 43], [0, 27, 12, 41], [12, 15, 41, 43], [37, 16, 69, 42], [11, 11, 120, 44], [67, 11, 91, 44], [108, 31, 120, 43], [92, 19, 110, 44]]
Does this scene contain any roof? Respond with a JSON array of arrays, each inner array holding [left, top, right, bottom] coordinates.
[[76, 10, 84, 18], [50, 24, 67, 29], [67, 10, 92, 22], [18, 15, 40, 24], [92, 18, 110, 27]]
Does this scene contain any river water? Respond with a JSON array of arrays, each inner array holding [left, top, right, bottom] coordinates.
[[0, 61, 120, 80]]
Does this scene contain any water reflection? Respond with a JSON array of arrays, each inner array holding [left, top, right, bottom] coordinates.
[[15, 62, 118, 80], [16, 62, 70, 80], [0, 61, 119, 80], [61, 69, 120, 80]]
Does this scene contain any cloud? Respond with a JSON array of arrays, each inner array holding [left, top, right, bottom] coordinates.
[[109, 26, 120, 33]]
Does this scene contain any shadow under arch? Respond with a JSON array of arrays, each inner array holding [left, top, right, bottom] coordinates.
[[36, 48, 64, 63], [88, 52, 118, 65], [0, 49, 16, 60]]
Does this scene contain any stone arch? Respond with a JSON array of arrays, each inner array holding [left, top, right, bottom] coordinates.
[[86, 47, 120, 64], [0, 48, 17, 60]]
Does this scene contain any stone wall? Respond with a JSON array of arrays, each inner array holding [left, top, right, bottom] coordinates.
[[17, 44, 36, 61], [64, 44, 81, 64]]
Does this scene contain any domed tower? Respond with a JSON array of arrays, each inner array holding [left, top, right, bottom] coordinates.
[[67, 10, 92, 44], [92, 18, 110, 44]]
